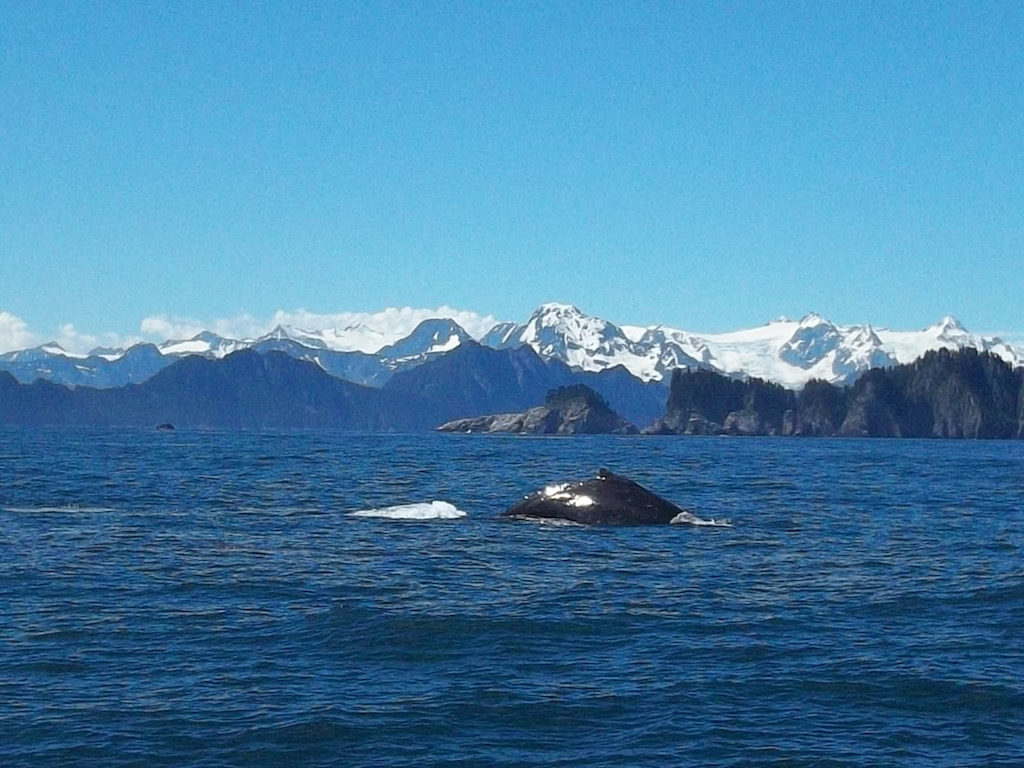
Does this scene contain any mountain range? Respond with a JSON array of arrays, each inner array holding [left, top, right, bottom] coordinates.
[[2, 304, 1020, 397], [0, 344, 667, 430], [4, 342, 1020, 437]]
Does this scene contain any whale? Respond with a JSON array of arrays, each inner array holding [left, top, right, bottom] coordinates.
[[504, 468, 694, 526]]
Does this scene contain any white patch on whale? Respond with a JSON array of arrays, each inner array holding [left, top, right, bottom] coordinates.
[[566, 494, 595, 507], [348, 501, 466, 520], [539, 484, 594, 507]]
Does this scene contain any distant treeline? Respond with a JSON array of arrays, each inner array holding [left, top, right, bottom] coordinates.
[[650, 348, 1024, 438]]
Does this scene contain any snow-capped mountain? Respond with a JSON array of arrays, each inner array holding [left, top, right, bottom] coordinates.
[[159, 331, 247, 358], [1, 303, 1019, 390], [486, 303, 666, 376], [376, 319, 472, 360], [690, 313, 900, 387], [0, 341, 169, 388], [0, 318, 480, 389], [491, 304, 1022, 387], [874, 315, 1022, 368], [487, 303, 705, 382]]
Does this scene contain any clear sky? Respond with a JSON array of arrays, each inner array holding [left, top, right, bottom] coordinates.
[[2, 1, 1022, 352]]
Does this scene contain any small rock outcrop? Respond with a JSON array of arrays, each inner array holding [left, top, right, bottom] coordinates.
[[436, 384, 638, 435]]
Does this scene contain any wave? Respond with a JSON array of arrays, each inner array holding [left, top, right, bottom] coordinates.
[[669, 510, 732, 527], [348, 501, 466, 520]]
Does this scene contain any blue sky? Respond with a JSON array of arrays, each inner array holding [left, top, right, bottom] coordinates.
[[2, 1, 1022, 350]]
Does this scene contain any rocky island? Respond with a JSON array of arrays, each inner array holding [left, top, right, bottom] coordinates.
[[436, 384, 637, 435]]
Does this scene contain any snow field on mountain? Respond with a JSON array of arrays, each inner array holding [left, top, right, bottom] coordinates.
[[3, 303, 1021, 390]]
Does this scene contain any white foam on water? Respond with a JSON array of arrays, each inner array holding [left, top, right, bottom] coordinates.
[[669, 510, 732, 527], [348, 500, 466, 520], [507, 514, 585, 527]]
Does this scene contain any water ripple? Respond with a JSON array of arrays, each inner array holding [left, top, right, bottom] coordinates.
[[1, 430, 1022, 766]]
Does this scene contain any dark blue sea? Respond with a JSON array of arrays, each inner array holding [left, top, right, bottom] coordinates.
[[2, 429, 1022, 767]]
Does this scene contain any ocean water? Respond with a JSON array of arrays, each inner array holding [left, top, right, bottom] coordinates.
[[1, 429, 1022, 767]]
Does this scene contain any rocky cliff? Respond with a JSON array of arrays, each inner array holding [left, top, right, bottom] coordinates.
[[653, 349, 1023, 439], [649, 370, 796, 436]]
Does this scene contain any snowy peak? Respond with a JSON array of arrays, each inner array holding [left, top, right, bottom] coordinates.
[[829, 325, 895, 383], [928, 315, 970, 343], [2, 304, 1020, 391], [847, 324, 882, 347], [490, 306, 1020, 388], [519, 303, 625, 356], [260, 325, 298, 343], [798, 312, 831, 328], [0, 341, 76, 362], [312, 321, 389, 353], [771, 314, 895, 383], [779, 315, 842, 369], [256, 325, 330, 350], [497, 303, 665, 381], [377, 318, 471, 360], [159, 331, 242, 358], [479, 321, 521, 349], [15, 341, 91, 360], [877, 316, 1021, 370]]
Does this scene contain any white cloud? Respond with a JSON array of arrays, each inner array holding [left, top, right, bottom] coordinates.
[[211, 313, 272, 341], [7, 307, 502, 355], [4, 308, 506, 356], [55, 323, 99, 354], [140, 312, 269, 342], [55, 324, 142, 355], [0, 311, 37, 353], [0, 312, 142, 355], [140, 314, 208, 341]]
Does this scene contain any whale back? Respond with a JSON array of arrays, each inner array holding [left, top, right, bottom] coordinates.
[[504, 468, 685, 525]]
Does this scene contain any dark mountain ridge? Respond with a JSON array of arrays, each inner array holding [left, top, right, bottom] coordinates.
[[0, 345, 666, 430], [1, 346, 1019, 436], [0, 351, 393, 429], [380, 342, 667, 427]]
